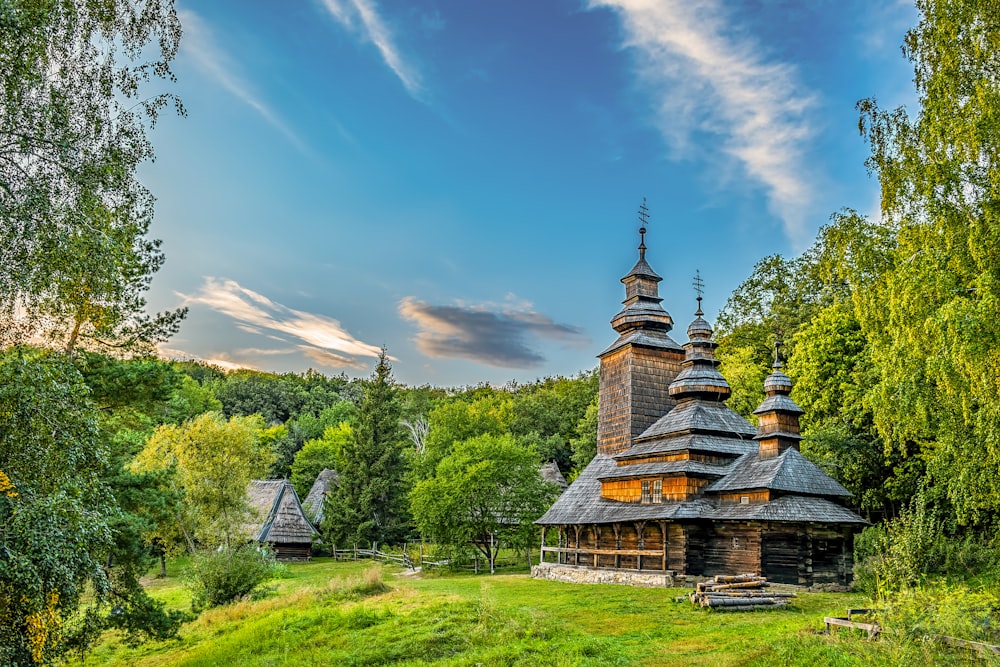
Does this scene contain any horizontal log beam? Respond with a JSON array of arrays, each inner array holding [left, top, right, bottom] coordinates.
[[541, 546, 663, 557]]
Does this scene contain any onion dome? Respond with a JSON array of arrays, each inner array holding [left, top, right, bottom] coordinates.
[[668, 290, 731, 402], [609, 199, 675, 335]]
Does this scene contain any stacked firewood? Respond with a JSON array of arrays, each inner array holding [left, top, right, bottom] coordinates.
[[689, 574, 794, 611]]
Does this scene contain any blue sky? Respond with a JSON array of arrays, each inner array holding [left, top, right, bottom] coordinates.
[[144, 0, 918, 386]]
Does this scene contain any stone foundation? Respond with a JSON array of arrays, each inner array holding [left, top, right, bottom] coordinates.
[[531, 563, 683, 587]]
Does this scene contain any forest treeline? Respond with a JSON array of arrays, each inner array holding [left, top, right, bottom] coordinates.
[[4, 0, 1000, 663]]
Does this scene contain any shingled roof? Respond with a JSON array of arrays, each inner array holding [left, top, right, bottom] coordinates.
[[302, 469, 338, 524], [245, 480, 317, 545], [540, 461, 568, 489], [705, 449, 851, 497], [536, 454, 864, 525], [635, 400, 757, 441], [615, 432, 756, 460]]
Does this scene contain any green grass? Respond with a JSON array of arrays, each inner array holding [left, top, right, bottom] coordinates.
[[81, 560, 992, 666]]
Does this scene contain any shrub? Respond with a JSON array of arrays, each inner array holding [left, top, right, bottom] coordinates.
[[188, 544, 278, 609]]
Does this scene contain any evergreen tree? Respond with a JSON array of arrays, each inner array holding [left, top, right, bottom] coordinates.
[[322, 349, 410, 547]]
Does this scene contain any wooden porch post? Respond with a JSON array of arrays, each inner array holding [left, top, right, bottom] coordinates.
[[540, 526, 547, 565], [613, 523, 622, 569], [635, 521, 646, 571], [659, 521, 667, 572]]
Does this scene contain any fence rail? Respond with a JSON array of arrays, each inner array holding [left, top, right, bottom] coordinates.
[[329, 544, 528, 572]]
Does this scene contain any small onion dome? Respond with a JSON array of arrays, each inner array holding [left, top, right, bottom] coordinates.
[[687, 314, 713, 341], [763, 367, 793, 394]]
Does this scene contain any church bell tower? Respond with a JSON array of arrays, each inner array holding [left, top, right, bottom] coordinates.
[[596, 200, 686, 455]]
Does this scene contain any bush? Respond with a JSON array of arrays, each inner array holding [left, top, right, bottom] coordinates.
[[188, 544, 278, 609], [853, 495, 943, 596]]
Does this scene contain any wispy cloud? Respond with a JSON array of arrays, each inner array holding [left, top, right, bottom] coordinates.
[[177, 277, 382, 370], [592, 0, 818, 247], [318, 0, 426, 101], [178, 9, 310, 153], [398, 297, 588, 369]]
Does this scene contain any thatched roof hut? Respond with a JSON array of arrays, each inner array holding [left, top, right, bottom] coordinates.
[[302, 469, 338, 524], [245, 480, 317, 561]]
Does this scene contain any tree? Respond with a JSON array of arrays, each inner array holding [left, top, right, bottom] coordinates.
[[509, 370, 599, 473], [1, 0, 186, 351], [414, 391, 513, 482], [856, 0, 1000, 527], [410, 434, 559, 573], [322, 349, 410, 547], [133, 412, 273, 550], [569, 396, 599, 472], [290, 422, 351, 498], [0, 350, 114, 665]]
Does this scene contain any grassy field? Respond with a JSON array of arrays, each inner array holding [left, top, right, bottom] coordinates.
[[82, 559, 989, 666]]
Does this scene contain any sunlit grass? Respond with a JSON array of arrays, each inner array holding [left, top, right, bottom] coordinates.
[[83, 559, 985, 666]]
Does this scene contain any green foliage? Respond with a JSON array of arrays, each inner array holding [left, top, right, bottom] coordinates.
[[416, 391, 513, 482], [569, 396, 599, 472], [134, 412, 274, 550], [165, 375, 223, 425], [188, 545, 279, 610], [1, 0, 186, 351], [855, 0, 1000, 528], [290, 422, 351, 498], [322, 350, 410, 547], [410, 433, 559, 572], [0, 350, 114, 665], [270, 400, 356, 479], [853, 495, 944, 595], [508, 370, 599, 473], [875, 582, 1000, 652]]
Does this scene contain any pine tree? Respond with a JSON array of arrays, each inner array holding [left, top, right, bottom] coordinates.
[[322, 349, 410, 547]]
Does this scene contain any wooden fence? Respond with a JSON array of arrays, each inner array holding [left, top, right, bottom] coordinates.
[[330, 543, 532, 573]]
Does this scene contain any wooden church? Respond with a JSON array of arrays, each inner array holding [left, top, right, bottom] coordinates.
[[535, 204, 866, 587]]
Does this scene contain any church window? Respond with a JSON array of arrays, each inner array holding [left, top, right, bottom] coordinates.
[[652, 479, 662, 503], [732, 536, 740, 549], [641, 480, 650, 504]]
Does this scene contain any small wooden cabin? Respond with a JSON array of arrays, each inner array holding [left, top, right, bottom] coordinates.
[[245, 480, 317, 561], [535, 219, 866, 587]]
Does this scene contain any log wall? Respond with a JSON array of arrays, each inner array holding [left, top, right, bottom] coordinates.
[[703, 523, 762, 577]]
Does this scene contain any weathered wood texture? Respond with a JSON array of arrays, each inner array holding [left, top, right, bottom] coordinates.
[[616, 452, 732, 466], [600, 476, 709, 502], [757, 412, 800, 434], [597, 346, 682, 456], [717, 490, 771, 504], [691, 574, 792, 612]]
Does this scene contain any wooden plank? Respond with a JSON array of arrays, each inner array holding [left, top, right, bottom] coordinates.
[[824, 617, 880, 638], [935, 635, 1000, 656]]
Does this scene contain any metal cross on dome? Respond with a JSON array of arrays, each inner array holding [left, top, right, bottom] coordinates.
[[693, 269, 704, 315], [638, 197, 650, 239]]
